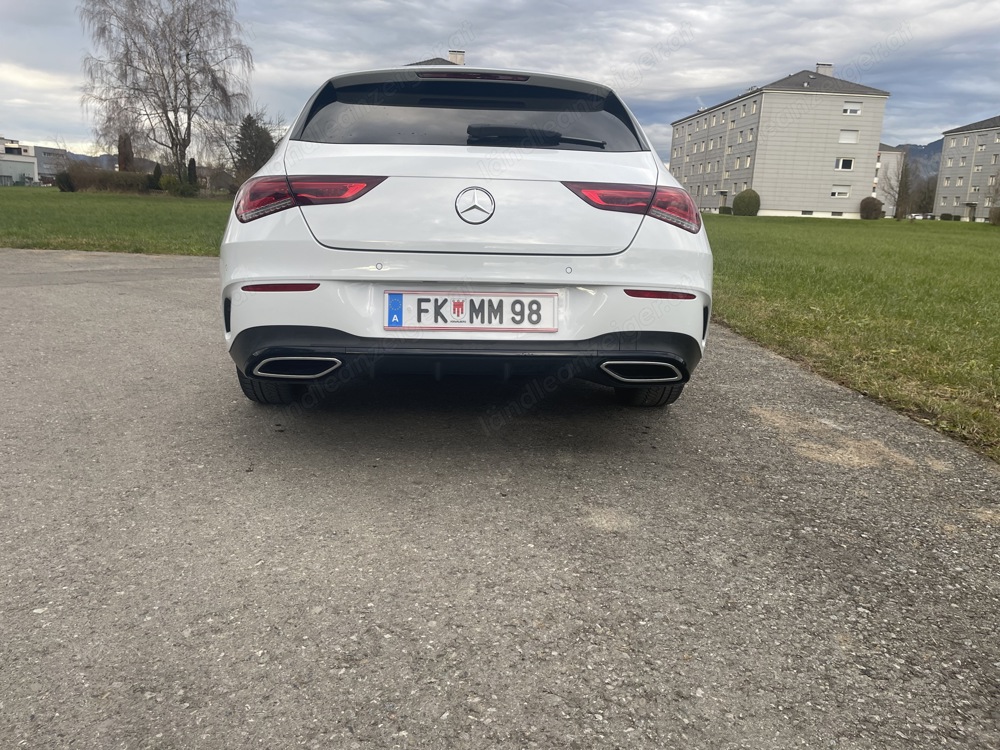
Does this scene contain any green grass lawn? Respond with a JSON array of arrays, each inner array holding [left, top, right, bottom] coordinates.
[[705, 214, 1000, 462], [0, 187, 231, 255]]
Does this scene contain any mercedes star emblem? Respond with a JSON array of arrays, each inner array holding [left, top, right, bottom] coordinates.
[[455, 187, 496, 224]]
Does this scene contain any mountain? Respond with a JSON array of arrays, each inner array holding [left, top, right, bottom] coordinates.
[[66, 152, 159, 172], [895, 139, 942, 179]]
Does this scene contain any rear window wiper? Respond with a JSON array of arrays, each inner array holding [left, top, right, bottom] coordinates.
[[467, 124, 606, 149]]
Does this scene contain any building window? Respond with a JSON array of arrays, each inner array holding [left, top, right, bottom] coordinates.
[[944, 177, 951, 186], [843, 101, 862, 115], [738, 131, 744, 143], [832, 211, 843, 217], [744, 156, 751, 168], [947, 158, 954, 167], [971, 185, 980, 193], [986, 196, 993, 207], [974, 165, 983, 172], [751, 100, 758, 114], [839, 130, 860, 144], [993, 154, 999, 165], [989, 175, 997, 186], [954, 197, 960, 206], [706, 162, 711, 173], [978, 144, 986, 152], [957, 176, 964, 186], [708, 139, 713, 151], [801, 210, 814, 216], [941, 196, 948, 205], [960, 156, 966, 166], [724, 170, 730, 178], [962, 136, 969, 146], [748, 128, 754, 142], [741, 103, 746, 117], [721, 111, 726, 123], [948, 137, 956, 147], [995, 133, 1000, 143], [835, 158, 854, 171], [729, 120, 736, 130], [726, 145, 733, 154], [711, 114, 716, 126], [831, 185, 850, 198]]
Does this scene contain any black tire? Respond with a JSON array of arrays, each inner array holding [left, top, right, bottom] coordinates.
[[236, 367, 303, 405], [614, 383, 685, 407]]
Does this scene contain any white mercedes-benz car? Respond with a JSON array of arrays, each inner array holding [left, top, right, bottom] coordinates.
[[220, 67, 712, 407]]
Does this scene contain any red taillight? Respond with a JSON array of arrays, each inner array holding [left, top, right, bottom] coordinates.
[[624, 289, 697, 300], [562, 182, 654, 214], [562, 182, 702, 234], [234, 176, 386, 223], [647, 187, 702, 233], [234, 176, 294, 223], [241, 283, 320, 292], [289, 176, 386, 205]]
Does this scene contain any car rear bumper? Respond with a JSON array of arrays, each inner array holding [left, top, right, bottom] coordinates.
[[229, 326, 703, 388]]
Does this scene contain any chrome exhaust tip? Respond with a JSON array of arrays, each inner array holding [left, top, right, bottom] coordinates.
[[252, 357, 342, 379], [600, 360, 683, 384]]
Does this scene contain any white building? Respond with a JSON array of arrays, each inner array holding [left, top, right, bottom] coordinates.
[[670, 64, 890, 219]]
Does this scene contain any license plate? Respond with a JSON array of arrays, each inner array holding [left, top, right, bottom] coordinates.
[[384, 291, 558, 332]]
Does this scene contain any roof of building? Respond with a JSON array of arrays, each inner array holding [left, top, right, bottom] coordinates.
[[943, 114, 1000, 135], [672, 68, 889, 125], [764, 70, 889, 97], [405, 57, 458, 66], [879, 142, 906, 152]]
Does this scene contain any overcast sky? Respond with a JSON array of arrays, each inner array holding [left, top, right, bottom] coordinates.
[[2, 0, 999, 160]]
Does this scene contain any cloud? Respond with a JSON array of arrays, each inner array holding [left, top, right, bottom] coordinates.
[[1, 0, 999, 153]]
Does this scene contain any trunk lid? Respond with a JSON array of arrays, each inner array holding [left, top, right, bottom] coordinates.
[[283, 141, 660, 255]]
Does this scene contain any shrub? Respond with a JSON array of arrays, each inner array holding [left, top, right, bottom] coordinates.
[[989, 207, 1000, 226], [146, 163, 163, 191], [718, 206, 733, 215], [953, 214, 963, 221], [64, 163, 147, 192], [860, 196, 883, 220], [187, 158, 198, 190], [940, 213, 952, 221], [160, 173, 199, 197], [55, 171, 75, 192], [732, 189, 760, 216]]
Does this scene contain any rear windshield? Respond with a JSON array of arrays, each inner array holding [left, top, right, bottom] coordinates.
[[293, 80, 646, 152]]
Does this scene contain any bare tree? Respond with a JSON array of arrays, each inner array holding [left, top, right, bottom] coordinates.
[[80, 0, 253, 181], [880, 151, 913, 219], [200, 103, 283, 179]]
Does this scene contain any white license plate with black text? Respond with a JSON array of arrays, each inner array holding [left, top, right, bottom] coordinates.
[[384, 291, 558, 332]]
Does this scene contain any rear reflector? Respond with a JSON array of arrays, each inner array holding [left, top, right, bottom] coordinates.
[[241, 283, 320, 292], [562, 182, 701, 234], [234, 176, 386, 223], [624, 289, 697, 300]]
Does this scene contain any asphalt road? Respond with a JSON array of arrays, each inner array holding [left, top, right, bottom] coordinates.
[[1, 247, 999, 750]]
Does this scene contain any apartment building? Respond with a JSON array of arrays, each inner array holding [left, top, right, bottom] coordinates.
[[669, 64, 890, 218], [1, 137, 38, 186], [934, 115, 1000, 220], [874, 144, 904, 218]]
